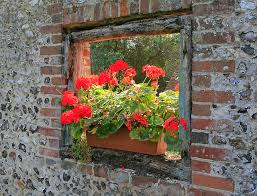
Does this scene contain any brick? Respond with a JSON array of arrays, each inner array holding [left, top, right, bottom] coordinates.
[[103, 1, 111, 19], [52, 34, 63, 44], [191, 146, 227, 160], [40, 46, 62, 55], [80, 165, 93, 175], [40, 24, 62, 34], [47, 3, 62, 15], [192, 90, 235, 103], [48, 138, 60, 148], [192, 173, 234, 192], [191, 119, 212, 130], [152, 0, 160, 13], [39, 147, 59, 158], [141, 0, 149, 14], [192, 75, 211, 88], [120, 0, 128, 16], [52, 76, 67, 85], [94, 166, 109, 178], [191, 132, 209, 144], [192, 160, 211, 173], [41, 66, 62, 75], [199, 32, 235, 44], [40, 108, 60, 117], [111, 1, 118, 17], [190, 188, 225, 196], [51, 97, 61, 107], [192, 104, 211, 116], [41, 86, 66, 95], [132, 176, 157, 187], [192, 60, 235, 73], [39, 127, 61, 138]]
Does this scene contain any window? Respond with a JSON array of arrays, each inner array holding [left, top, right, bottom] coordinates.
[[63, 16, 192, 181]]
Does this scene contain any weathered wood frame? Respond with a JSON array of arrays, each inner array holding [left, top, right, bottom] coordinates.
[[64, 15, 192, 155]]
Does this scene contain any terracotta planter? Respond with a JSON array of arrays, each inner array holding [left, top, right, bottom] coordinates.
[[86, 127, 166, 155]]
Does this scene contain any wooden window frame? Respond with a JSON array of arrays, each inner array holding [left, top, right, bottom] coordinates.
[[63, 15, 192, 156]]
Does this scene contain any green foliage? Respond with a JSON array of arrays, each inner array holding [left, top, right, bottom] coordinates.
[[91, 34, 180, 92], [71, 138, 91, 163]]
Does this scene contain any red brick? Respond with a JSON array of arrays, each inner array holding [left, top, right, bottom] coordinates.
[[199, 32, 235, 44], [40, 46, 62, 55], [132, 176, 158, 187], [52, 76, 67, 85], [52, 34, 63, 44], [103, 1, 111, 19], [192, 90, 235, 103], [39, 147, 59, 158], [191, 146, 227, 161], [40, 108, 60, 117], [190, 188, 225, 196], [48, 138, 60, 148], [192, 160, 211, 173], [192, 60, 235, 73], [41, 66, 62, 75], [191, 119, 213, 130], [192, 75, 211, 88], [141, 0, 149, 14], [111, 1, 118, 17], [40, 24, 62, 34], [51, 97, 61, 107], [120, 0, 128, 16], [192, 173, 234, 192], [41, 86, 66, 95], [47, 3, 62, 15], [39, 127, 61, 138], [80, 165, 93, 175], [192, 104, 211, 116]]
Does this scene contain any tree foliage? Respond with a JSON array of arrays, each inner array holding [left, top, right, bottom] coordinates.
[[90, 34, 180, 92]]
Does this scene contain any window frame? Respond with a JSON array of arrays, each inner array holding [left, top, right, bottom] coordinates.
[[63, 15, 192, 156]]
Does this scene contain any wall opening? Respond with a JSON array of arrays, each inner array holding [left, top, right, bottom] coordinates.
[[63, 16, 192, 181]]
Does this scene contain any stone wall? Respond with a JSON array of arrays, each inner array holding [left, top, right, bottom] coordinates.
[[0, 0, 256, 195]]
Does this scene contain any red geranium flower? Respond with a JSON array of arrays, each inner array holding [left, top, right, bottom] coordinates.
[[98, 72, 112, 85], [163, 114, 175, 129], [89, 75, 99, 85], [163, 114, 179, 132], [61, 90, 78, 106], [109, 60, 129, 73], [109, 77, 119, 86], [125, 120, 132, 131], [60, 110, 79, 125], [73, 104, 92, 118], [124, 68, 136, 77], [142, 65, 166, 80], [179, 117, 187, 130], [122, 76, 134, 85], [76, 77, 92, 91], [150, 80, 158, 88], [132, 113, 148, 127]]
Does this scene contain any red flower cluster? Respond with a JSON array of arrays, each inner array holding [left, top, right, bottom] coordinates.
[[60, 104, 92, 125], [163, 115, 187, 138], [98, 72, 112, 85], [109, 60, 129, 73], [132, 113, 148, 127], [76, 77, 92, 91], [124, 68, 136, 77], [61, 91, 78, 106], [74, 104, 92, 118], [122, 76, 134, 85], [109, 77, 119, 86], [142, 65, 166, 80], [60, 110, 79, 125], [125, 120, 132, 131]]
